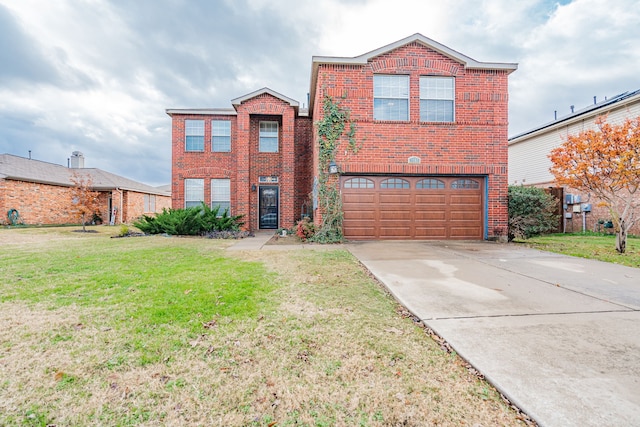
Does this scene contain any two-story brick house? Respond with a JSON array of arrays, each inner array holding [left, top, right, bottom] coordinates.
[[168, 34, 517, 240]]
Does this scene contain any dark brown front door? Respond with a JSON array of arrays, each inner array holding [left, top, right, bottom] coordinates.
[[259, 186, 279, 229], [341, 176, 484, 240]]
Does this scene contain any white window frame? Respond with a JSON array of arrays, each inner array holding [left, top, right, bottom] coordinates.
[[373, 74, 409, 121], [420, 76, 455, 122], [211, 179, 231, 215], [185, 119, 205, 151], [259, 121, 279, 152], [212, 120, 231, 152], [184, 179, 204, 208]]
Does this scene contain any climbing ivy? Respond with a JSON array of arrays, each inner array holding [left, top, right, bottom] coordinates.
[[312, 95, 359, 243]]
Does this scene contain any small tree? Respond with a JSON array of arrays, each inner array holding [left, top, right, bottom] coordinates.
[[549, 115, 640, 253], [70, 172, 101, 232], [508, 186, 560, 240]]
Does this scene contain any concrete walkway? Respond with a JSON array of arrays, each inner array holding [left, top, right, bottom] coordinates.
[[346, 240, 640, 427]]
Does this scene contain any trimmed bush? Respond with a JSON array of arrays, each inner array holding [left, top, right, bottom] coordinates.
[[508, 186, 559, 240], [134, 203, 244, 236]]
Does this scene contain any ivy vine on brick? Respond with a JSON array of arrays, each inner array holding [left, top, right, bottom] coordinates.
[[312, 95, 359, 243]]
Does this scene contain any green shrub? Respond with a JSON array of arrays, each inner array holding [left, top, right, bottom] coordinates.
[[508, 186, 560, 240], [133, 203, 244, 236]]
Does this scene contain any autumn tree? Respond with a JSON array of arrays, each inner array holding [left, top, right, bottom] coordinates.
[[549, 115, 640, 253], [70, 172, 102, 232]]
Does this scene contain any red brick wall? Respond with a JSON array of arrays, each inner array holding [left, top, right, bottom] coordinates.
[[123, 191, 172, 223], [0, 179, 107, 225], [171, 113, 237, 210], [312, 41, 511, 238], [295, 116, 314, 221], [171, 94, 303, 231], [0, 179, 170, 226]]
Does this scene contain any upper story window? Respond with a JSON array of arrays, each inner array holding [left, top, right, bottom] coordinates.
[[420, 77, 455, 122], [259, 121, 279, 153], [374, 75, 409, 121], [212, 120, 231, 152], [184, 178, 204, 208], [185, 120, 205, 151]]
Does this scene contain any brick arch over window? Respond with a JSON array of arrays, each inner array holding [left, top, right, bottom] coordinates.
[[182, 167, 233, 178]]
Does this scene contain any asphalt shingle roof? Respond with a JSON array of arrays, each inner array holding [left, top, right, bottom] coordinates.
[[0, 154, 170, 196]]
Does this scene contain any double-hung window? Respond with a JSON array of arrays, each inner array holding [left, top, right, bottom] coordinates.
[[185, 120, 204, 151], [420, 77, 455, 122], [184, 179, 204, 208], [373, 75, 409, 121], [143, 194, 156, 212], [211, 179, 231, 215], [259, 122, 278, 152], [212, 120, 231, 152]]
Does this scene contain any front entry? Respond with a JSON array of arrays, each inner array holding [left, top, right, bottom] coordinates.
[[259, 186, 279, 229]]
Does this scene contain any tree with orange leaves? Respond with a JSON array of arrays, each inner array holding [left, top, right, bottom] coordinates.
[[70, 172, 102, 232], [549, 115, 640, 253]]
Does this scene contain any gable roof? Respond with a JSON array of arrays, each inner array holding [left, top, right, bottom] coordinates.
[[309, 33, 518, 112], [509, 88, 640, 143], [231, 87, 299, 110], [0, 154, 170, 196]]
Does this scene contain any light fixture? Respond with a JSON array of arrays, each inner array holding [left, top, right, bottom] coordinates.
[[251, 184, 257, 192], [328, 161, 338, 174]]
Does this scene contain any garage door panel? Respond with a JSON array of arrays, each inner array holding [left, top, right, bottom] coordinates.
[[450, 211, 482, 221], [415, 226, 448, 238], [450, 194, 482, 205], [379, 226, 412, 238], [344, 210, 376, 221], [415, 194, 447, 204], [342, 175, 483, 240], [379, 193, 411, 204], [343, 193, 376, 204]]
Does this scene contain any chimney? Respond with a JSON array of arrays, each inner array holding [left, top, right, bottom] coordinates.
[[70, 151, 85, 168]]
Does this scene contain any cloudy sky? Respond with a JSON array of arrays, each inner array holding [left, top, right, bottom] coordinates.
[[1, 0, 639, 186]]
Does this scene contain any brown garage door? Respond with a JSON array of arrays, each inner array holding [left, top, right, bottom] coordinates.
[[342, 176, 484, 240]]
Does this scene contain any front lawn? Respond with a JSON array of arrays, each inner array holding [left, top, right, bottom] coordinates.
[[517, 233, 640, 268], [0, 227, 524, 426]]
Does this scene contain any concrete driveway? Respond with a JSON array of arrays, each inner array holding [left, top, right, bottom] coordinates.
[[347, 240, 640, 427]]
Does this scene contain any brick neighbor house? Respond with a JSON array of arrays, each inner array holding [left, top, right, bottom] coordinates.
[[0, 152, 171, 226], [168, 33, 517, 240], [509, 89, 640, 235]]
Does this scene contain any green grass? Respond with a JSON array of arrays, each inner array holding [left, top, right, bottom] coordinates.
[[0, 227, 523, 426], [517, 232, 640, 268]]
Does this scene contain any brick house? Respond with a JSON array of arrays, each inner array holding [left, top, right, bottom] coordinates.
[[168, 33, 517, 240], [0, 152, 171, 226], [509, 88, 640, 235]]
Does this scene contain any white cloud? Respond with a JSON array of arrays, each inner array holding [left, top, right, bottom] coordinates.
[[0, 0, 638, 184]]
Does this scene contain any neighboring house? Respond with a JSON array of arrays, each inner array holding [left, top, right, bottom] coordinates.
[[0, 152, 171, 226], [168, 33, 517, 240], [508, 89, 640, 234]]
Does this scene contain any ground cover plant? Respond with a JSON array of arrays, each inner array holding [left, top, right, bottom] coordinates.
[[517, 232, 640, 268], [0, 227, 525, 426]]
